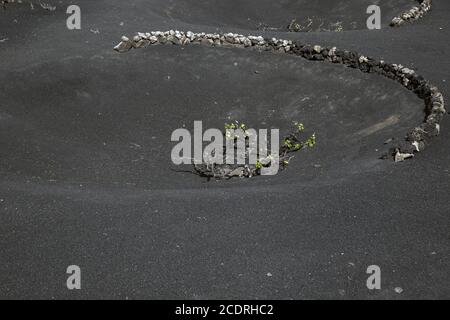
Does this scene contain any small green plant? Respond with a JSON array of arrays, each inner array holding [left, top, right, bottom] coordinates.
[[192, 120, 317, 180], [305, 133, 316, 147], [294, 121, 305, 132], [225, 121, 250, 139], [282, 123, 315, 152], [224, 123, 236, 130], [279, 122, 317, 169], [225, 121, 247, 130], [284, 138, 293, 149]]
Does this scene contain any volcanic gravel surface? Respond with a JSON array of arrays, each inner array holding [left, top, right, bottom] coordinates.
[[0, 0, 449, 299]]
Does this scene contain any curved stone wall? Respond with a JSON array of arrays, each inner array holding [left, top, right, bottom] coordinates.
[[114, 30, 445, 162], [390, 0, 432, 27]]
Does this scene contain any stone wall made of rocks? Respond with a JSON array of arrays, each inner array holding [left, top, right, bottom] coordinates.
[[114, 30, 446, 162], [390, 0, 432, 27]]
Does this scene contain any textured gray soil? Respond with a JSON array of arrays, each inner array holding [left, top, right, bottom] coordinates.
[[0, 0, 449, 299]]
